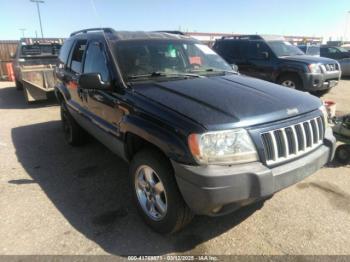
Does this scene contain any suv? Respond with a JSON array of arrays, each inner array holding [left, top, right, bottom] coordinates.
[[298, 45, 350, 76], [55, 28, 335, 233], [213, 35, 341, 92]]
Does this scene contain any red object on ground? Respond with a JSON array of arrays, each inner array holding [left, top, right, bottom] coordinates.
[[323, 99, 336, 118], [6, 63, 15, 81]]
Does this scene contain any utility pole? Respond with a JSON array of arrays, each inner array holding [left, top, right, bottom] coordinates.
[[19, 28, 26, 38], [30, 0, 45, 39]]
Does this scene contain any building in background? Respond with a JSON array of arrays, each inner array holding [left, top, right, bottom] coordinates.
[[185, 32, 323, 46]]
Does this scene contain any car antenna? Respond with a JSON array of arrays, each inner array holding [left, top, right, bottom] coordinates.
[[89, 0, 128, 89]]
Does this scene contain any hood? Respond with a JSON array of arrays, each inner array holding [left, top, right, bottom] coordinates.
[[280, 55, 338, 64], [132, 75, 322, 130]]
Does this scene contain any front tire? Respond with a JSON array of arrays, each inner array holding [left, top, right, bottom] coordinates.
[[130, 148, 194, 234], [335, 144, 350, 165], [278, 74, 303, 90], [60, 103, 87, 146]]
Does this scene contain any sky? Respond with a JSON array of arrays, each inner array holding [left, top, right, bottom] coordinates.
[[0, 0, 350, 41]]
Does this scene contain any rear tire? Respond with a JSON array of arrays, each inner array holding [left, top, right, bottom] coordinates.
[[335, 144, 350, 165], [15, 79, 23, 90], [60, 102, 87, 146], [278, 74, 303, 90], [130, 148, 194, 234]]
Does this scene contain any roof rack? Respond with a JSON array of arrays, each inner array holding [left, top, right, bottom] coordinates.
[[220, 35, 263, 40], [70, 28, 115, 37], [154, 31, 185, 35]]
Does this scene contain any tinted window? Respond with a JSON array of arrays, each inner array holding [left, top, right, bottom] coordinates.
[[248, 41, 270, 59], [83, 42, 110, 82], [70, 40, 87, 74], [215, 41, 245, 62], [58, 39, 74, 64]]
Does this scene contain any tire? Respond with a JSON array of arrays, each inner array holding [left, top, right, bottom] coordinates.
[[335, 144, 350, 165], [130, 148, 194, 234], [60, 102, 87, 146], [15, 79, 23, 90], [278, 74, 303, 90]]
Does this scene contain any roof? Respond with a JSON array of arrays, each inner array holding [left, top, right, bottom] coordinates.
[[70, 28, 197, 42], [218, 34, 286, 41]]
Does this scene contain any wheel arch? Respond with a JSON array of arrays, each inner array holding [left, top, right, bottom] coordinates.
[[121, 115, 194, 164]]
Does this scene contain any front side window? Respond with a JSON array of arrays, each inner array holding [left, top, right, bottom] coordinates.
[[267, 41, 304, 57], [248, 41, 271, 59], [114, 40, 232, 82], [83, 42, 110, 82]]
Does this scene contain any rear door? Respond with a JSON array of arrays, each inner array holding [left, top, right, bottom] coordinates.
[[63, 39, 87, 109]]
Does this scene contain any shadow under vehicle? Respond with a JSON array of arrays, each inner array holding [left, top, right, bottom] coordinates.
[[11, 120, 264, 255]]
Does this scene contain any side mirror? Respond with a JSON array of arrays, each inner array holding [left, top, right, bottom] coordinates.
[[79, 73, 110, 90], [230, 64, 239, 72], [261, 52, 269, 59]]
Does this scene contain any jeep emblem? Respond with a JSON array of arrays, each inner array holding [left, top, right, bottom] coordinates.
[[287, 108, 299, 115]]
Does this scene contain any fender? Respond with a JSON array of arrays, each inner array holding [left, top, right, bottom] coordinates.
[[274, 62, 306, 82], [120, 114, 195, 165]]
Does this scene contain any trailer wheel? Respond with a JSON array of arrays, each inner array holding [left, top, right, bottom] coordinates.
[[60, 103, 87, 146], [335, 144, 350, 165], [15, 80, 23, 90]]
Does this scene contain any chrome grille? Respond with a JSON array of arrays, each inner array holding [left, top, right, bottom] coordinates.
[[261, 116, 324, 165], [321, 63, 339, 72]]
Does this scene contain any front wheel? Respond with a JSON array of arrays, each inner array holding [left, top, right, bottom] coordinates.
[[130, 149, 194, 234], [278, 74, 303, 90], [335, 144, 350, 165]]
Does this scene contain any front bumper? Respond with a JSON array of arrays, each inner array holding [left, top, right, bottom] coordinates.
[[172, 128, 336, 216], [302, 71, 341, 91]]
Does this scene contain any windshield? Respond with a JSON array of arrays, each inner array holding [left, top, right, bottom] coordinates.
[[20, 44, 61, 57], [338, 47, 349, 53], [267, 41, 304, 57], [114, 40, 233, 82], [303, 45, 320, 56]]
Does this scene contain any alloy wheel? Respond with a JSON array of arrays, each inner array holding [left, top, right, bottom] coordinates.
[[135, 165, 167, 221]]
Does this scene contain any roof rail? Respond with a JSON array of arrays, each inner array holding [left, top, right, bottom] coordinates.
[[220, 35, 263, 40], [70, 28, 115, 37], [154, 31, 185, 35]]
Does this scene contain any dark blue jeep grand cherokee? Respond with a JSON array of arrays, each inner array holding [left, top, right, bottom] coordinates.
[[54, 28, 336, 233]]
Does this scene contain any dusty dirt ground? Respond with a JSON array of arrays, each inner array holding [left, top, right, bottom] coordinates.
[[0, 80, 349, 256]]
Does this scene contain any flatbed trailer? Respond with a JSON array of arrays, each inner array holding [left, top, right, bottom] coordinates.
[[20, 64, 56, 102]]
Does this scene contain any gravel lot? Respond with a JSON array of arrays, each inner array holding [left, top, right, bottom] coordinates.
[[0, 80, 349, 256]]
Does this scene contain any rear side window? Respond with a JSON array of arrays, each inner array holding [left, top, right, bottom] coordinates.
[[58, 39, 74, 65], [69, 40, 87, 74], [214, 41, 245, 62]]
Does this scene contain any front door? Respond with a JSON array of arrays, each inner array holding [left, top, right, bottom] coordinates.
[[82, 40, 124, 139]]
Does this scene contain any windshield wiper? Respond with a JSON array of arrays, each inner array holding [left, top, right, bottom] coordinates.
[[191, 68, 238, 75], [128, 71, 201, 80]]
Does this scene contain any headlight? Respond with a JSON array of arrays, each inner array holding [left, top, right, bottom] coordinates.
[[319, 105, 329, 128], [188, 129, 258, 165], [308, 63, 322, 74]]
